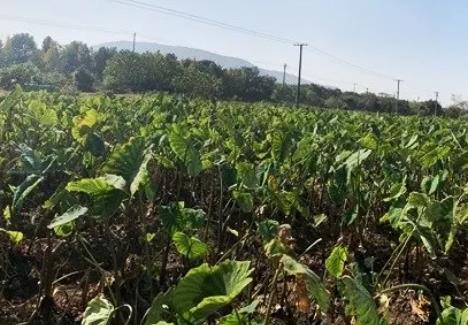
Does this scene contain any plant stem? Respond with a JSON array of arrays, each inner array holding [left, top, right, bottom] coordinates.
[[381, 233, 413, 287], [264, 262, 282, 325]]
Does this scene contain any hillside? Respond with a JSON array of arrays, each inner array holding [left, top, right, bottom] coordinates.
[[97, 40, 302, 84]]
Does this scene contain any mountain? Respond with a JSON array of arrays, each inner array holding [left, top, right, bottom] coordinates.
[[96, 41, 301, 84]]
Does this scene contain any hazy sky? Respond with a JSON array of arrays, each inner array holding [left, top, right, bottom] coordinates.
[[0, 0, 467, 105]]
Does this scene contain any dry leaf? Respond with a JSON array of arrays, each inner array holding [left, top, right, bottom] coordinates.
[[409, 293, 430, 322], [295, 275, 311, 313]]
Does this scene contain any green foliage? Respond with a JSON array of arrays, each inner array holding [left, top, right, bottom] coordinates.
[[11, 174, 44, 216], [1, 90, 467, 324], [235, 162, 258, 189], [381, 189, 468, 256], [218, 301, 259, 325], [0, 228, 24, 244], [160, 202, 206, 235], [66, 175, 126, 217], [340, 276, 386, 325], [168, 126, 202, 177], [82, 295, 115, 325], [256, 219, 279, 242], [2, 33, 38, 65], [144, 289, 175, 325], [60, 41, 92, 74], [264, 238, 291, 258], [232, 190, 254, 212], [27, 99, 58, 126], [281, 254, 330, 313], [0, 63, 42, 90], [74, 67, 95, 92], [145, 261, 253, 323], [172, 261, 253, 321], [172, 231, 208, 261], [47, 205, 88, 230], [436, 298, 468, 325], [325, 245, 348, 278], [102, 137, 151, 196]]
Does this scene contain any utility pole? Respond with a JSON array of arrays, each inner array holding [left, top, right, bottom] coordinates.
[[366, 87, 369, 95], [395, 79, 402, 114], [282, 63, 287, 87], [294, 43, 307, 108], [132, 32, 137, 52], [434, 91, 439, 116]]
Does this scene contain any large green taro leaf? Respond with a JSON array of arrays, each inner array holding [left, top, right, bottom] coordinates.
[[173, 260, 253, 321]]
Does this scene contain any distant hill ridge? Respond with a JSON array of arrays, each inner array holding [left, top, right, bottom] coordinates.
[[96, 40, 303, 84]]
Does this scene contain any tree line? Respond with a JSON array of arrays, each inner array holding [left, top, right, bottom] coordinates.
[[0, 33, 466, 116]]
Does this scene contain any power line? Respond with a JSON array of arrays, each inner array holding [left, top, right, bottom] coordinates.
[[0, 14, 173, 47], [303, 47, 396, 80], [0, 14, 133, 36], [106, 0, 398, 81], [108, 0, 295, 44]]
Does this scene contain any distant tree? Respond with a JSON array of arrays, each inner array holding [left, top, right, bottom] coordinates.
[[396, 100, 411, 115], [302, 87, 324, 107], [445, 98, 468, 117], [103, 50, 146, 91], [0, 40, 4, 68], [324, 96, 347, 110], [41, 71, 67, 88], [191, 60, 224, 78], [41, 36, 58, 53], [0, 63, 42, 90], [2, 33, 38, 65], [409, 100, 442, 116], [376, 96, 395, 113], [38, 36, 62, 72], [42, 46, 61, 72], [272, 84, 295, 104], [175, 63, 220, 98], [140, 52, 181, 91], [74, 67, 95, 92], [222, 67, 275, 101], [360, 93, 379, 112], [92, 47, 117, 81], [60, 41, 92, 74]]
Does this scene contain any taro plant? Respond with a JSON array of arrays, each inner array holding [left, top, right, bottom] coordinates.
[[143, 260, 253, 325]]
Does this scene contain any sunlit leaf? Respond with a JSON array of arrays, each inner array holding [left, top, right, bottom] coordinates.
[[0, 228, 24, 244], [48, 206, 88, 229], [82, 295, 114, 325], [325, 245, 348, 278], [172, 231, 208, 260], [66, 175, 126, 216], [173, 260, 253, 321]]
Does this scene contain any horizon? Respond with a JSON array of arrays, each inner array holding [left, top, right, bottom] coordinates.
[[1, 0, 467, 106]]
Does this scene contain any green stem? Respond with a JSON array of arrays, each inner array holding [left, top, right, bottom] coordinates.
[[376, 231, 413, 286], [381, 232, 413, 287]]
